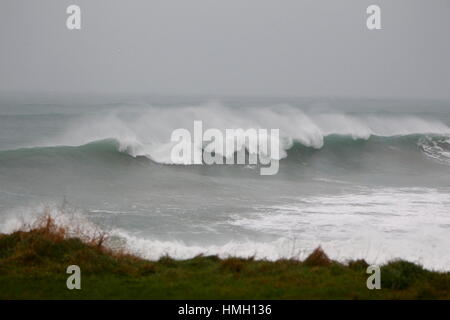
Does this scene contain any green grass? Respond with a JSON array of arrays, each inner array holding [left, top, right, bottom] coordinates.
[[0, 216, 449, 300]]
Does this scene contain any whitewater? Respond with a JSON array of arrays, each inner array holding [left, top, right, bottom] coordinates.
[[0, 96, 449, 270]]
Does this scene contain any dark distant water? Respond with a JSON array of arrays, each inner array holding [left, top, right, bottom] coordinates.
[[0, 96, 449, 270]]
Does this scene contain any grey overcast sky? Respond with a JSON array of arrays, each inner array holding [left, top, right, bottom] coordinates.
[[0, 0, 449, 99]]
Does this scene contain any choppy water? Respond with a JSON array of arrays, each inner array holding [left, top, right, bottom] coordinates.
[[0, 95, 449, 270]]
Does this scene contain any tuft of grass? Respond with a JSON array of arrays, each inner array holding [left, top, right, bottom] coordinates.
[[302, 247, 332, 267]]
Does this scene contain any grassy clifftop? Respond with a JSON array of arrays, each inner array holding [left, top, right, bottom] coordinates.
[[0, 216, 449, 300]]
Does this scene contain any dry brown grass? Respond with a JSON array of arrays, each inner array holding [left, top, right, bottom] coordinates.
[[13, 206, 109, 246], [0, 208, 145, 271], [302, 247, 333, 267]]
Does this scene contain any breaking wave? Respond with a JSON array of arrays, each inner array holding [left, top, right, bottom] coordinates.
[[1, 103, 447, 163]]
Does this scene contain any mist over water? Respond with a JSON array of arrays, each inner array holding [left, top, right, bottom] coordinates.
[[0, 96, 449, 270]]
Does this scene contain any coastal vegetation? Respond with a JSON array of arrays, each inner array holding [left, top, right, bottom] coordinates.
[[0, 214, 449, 300]]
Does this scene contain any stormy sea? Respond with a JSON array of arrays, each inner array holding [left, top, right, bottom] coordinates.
[[0, 95, 449, 270]]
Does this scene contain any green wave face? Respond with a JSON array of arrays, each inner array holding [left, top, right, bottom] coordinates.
[[0, 134, 449, 174]]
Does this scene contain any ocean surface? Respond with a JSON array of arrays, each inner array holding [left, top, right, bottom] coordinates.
[[0, 95, 449, 270]]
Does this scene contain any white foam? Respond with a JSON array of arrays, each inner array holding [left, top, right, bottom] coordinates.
[[111, 231, 305, 261], [229, 188, 450, 271]]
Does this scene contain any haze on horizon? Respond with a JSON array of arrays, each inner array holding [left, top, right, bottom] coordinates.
[[0, 0, 449, 101]]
